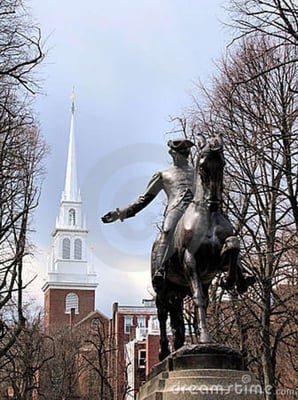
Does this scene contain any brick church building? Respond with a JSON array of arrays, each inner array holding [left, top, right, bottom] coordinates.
[[41, 93, 160, 399], [41, 92, 107, 332]]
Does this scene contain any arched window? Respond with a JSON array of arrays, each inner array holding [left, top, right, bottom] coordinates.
[[68, 208, 76, 226], [74, 238, 82, 260], [65, 292, 79, 314], [62, 238, 71, 259], [91, 318, 100, 329]]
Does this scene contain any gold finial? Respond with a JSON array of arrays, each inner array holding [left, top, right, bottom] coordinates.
[[70, 86, 75, 114]]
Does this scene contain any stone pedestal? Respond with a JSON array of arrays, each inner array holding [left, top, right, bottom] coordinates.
[[137, 344, 263, 400]]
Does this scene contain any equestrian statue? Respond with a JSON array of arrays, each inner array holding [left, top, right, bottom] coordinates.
[[102, 134, 255, 361]]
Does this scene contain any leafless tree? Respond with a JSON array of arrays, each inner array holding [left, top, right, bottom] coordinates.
[[187, 34, 297, 399], [225, 0, 297, 83], [0, 0, 43, 99], [0, 0, 45, 361], [80, 319, 114, 400], [0, 310, 54, 400], [0, 109, 45, 359], [227, 0, 297, 45], [39, 325, 85, 400]]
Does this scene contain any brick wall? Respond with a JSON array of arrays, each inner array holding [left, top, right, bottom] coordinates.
[[44, 288, 95, 331], [134, 342, 146, 396], [146, 334, 160, 376], [110, 303, 158, 400]]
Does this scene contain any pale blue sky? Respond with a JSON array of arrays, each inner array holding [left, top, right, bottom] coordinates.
[[27, 0, 231, 316]]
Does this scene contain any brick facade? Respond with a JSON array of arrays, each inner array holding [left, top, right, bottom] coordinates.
[[43, 287, 95, 331], [110, 300, 160, 400], [76, 311, 110, 398], [145, 334, 160, 376]]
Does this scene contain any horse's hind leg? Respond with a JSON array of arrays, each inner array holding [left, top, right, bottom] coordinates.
[[169, 297, 185, 351], [156, 294, 170, 361]]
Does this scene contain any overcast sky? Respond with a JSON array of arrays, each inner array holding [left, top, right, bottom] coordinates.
[[27, 0, 231, 316]]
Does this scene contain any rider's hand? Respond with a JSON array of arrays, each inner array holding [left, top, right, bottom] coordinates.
[[101, 211, 119, 223]]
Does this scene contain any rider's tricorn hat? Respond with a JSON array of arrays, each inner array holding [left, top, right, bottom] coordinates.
[[167, 138, 194, 155]]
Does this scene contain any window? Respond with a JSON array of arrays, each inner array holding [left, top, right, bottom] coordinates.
[[62, 238, 71, 259], [137, 316, 146, 328], [124, 316, 133, 334], [91, 318, 100, 329], [68, 208, 76, 225], [74, 238, 82, 260], [65, 292, 79, 314], [148, 316, 160, 334], [138, 350, 146, 368]]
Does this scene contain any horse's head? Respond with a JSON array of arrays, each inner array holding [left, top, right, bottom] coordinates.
[[195, 133, 225, 209]]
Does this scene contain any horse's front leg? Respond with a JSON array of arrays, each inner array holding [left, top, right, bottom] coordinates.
[[220, 236, 240, 289], [156, 294, 170, 361], [221, 236, 255, 293], [184, 249, 214, 343], [196, 282, 214, 343]]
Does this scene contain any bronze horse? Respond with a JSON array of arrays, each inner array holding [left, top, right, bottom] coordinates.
[[152, 133, 250, 361]]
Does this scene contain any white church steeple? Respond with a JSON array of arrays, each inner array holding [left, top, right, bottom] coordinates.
[[62, 90, 81, 202], [42, 91, 97, 293]]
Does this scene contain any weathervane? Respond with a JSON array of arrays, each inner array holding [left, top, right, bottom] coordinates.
[[70, 86, 75, 114]]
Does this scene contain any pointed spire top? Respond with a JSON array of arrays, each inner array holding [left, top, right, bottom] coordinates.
[[70, 86, 75, 114], [62, 88, 80, 202]]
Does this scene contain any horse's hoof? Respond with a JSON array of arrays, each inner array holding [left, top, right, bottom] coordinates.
[[152, 271, 164, 290], [237, 275, 256, 294], [245, 275, 256, 287], [219, 277, 234, 291]]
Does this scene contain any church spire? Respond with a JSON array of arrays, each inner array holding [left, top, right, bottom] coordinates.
[[42, 90, 97, 332], [63, 88, 80, 202]]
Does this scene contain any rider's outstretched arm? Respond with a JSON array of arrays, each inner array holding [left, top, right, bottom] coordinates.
[[101, 172, 163, 223]]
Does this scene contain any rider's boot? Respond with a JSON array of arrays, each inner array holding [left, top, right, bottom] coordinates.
[[153, 244, 168, 289], [153, 230, 172, 289]]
